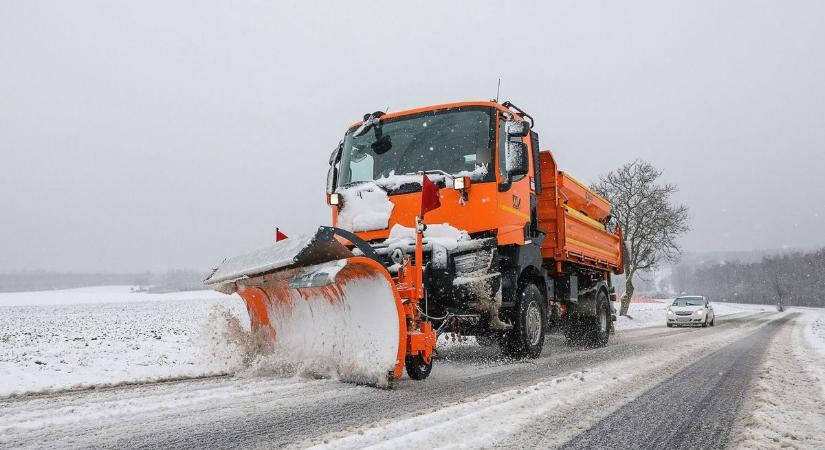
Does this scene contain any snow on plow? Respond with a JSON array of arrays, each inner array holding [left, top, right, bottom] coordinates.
[[205, 227, 432, 386]]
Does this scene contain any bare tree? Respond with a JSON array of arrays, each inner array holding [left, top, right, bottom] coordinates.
[[591, 160, 690, 316]]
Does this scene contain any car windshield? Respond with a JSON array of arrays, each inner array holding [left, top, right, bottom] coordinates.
[[338, 107, 495, 193], [672, 297, 705, 307]]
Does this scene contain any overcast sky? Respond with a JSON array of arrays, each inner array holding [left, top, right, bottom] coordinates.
[[1, 1, 824, 273]]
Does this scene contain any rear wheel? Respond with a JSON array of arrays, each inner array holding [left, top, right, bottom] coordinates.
[[405, 354, 432, 380], [502, 283, 546, 359], [586, 290, 611, 347]]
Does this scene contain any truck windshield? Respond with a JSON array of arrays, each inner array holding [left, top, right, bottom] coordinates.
[[338, 107, 495, 193]]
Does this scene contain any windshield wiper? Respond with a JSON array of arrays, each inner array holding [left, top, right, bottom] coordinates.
[[399, 170, 454, 181], [339, 180, 388, 193]]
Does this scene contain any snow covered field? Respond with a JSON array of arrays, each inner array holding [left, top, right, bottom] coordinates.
[[0, 286, 249, 397]]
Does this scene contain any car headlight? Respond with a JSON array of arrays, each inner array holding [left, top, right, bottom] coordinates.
[[667, 309, 674, 315], [696, 309, 704, 315]]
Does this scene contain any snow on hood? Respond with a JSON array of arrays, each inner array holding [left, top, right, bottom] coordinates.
[[373, 164, 489, 191], [336, 182, 395, 232], [386, 223, 470, 251]]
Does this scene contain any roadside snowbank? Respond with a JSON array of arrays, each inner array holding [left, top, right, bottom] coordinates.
[[0, 287, 247, 397], [734, 309, 825, 448], [797, 307, 825, 395]]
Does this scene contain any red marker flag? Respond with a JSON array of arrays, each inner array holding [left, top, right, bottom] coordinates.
[[421, 174, 441, 216], [275, 228, 288, 242]]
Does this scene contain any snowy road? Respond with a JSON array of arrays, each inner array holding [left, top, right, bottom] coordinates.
[[3, 308, 823, 449], [560, 315, 790, 449]]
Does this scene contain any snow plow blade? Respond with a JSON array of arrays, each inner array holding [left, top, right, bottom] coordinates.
[[205, 227, 407, 385]]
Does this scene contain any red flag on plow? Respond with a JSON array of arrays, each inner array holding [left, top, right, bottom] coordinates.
[[275, 228, 288, 242], [421, 174, 441, 216]]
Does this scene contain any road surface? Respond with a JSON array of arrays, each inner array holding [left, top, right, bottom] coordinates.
[[0, 311, 810, 449]]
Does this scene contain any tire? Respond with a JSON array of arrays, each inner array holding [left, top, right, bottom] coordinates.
[[702, 318, 708, 328], [667, 323, 673, 328], [476, 335, 498, 347], [586, 290, 611, 347], [710, 316, 715, 327], [405, 354, 432, 380], [502, 283, 546, 359], [565, 290, 610, 347]]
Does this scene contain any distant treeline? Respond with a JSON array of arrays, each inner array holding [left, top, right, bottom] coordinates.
[[0, 270, 209, 293], [668, 248, 825, 307]]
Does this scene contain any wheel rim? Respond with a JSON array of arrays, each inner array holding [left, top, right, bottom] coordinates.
[[599, 306, 608, 333], [526, 302, 542, 346]]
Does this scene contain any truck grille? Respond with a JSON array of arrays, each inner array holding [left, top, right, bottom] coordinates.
[[453, 250, 493, 275]]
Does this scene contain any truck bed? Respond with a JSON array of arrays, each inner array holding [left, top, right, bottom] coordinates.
[[536, 151, 623, 273]]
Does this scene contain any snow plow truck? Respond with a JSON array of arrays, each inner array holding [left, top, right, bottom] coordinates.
[[205, 100, 624, 385]]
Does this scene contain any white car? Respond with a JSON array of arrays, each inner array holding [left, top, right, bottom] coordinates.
[[666, 296, 715, 328]]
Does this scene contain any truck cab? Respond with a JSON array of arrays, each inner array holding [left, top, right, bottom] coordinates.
[[325, 101, 622, 357]]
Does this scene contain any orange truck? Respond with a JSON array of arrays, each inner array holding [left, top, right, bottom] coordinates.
[[206, 100, 623, 385]]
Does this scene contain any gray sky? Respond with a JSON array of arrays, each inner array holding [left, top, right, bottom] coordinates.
[[1, 1, 824, 273]]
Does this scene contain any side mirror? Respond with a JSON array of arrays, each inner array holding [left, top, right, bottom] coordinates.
[[328, 144, 342, 166], [505, 141, 529, 177], [326, 143, 342, 195], [505, 120, 530, 137]]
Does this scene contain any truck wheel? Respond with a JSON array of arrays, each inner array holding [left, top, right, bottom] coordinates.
[[476, 335, 498, 347], [585, 290, 610, 347], [502, 283, 546, 359], [405, 354, 432, 380]]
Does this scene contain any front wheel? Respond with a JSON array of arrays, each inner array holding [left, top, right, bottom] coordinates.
[[476, 335, 498, 347], [501, 283, 546, 359], [710, 316, 715, 327], [405, 354, 432, 380]]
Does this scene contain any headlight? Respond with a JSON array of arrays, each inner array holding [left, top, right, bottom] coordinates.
[[667, 309, 674, 315], [696, 309, 704, 315], [453, 176, 465, 190]]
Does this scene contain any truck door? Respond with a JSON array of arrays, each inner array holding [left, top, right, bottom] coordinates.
[[496, 114, 533, 245]]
